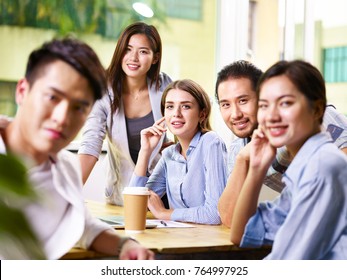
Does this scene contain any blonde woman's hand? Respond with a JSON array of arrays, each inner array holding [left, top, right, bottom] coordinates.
[[147, 190, 173, 220], [140, 117, 166, 153]]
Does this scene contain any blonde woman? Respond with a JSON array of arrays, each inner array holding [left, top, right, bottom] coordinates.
[[130, 79, 228, 224]]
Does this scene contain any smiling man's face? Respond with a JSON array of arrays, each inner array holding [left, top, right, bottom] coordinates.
[[217, 77, 258, 138]]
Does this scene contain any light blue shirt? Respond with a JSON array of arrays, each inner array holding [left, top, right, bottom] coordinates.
[[227, 137, 249, 174], [129, 131, 228, 224], [240, 132, 347, 259]]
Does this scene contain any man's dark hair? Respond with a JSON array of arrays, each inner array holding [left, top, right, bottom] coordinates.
[[215, 60, 263, 101], [25, 37, 107, 101]]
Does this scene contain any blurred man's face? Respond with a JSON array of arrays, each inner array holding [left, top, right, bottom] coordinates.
[[218, 77, 258, 138], [15, 60, 94, 163]]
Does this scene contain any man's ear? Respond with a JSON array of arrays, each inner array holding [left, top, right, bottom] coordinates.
[[15, 78, 29, 105]]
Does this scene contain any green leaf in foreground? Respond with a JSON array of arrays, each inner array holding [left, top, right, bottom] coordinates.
[[0, 153, 46, 259]]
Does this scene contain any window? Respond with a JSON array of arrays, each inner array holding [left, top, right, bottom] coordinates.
[[323, 46, 347, 83], [161, 0, 202, 20]]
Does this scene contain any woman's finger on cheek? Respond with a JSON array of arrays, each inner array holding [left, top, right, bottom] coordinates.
[[256, 126, 267, 139], [156, 117, 166, 126], [252, 129, 261, 139]]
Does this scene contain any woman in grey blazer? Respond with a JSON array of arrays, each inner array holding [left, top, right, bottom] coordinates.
[[78, 22, 172, 205]]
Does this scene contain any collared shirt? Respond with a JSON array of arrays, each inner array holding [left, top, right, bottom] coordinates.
[[129, 131, 228, 224], [227, 137, 249, 174], [0, 133, 111, 259], [240, 132, 347, 259]]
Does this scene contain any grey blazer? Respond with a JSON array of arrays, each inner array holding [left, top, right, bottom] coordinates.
[[78, 73, 172, 205]]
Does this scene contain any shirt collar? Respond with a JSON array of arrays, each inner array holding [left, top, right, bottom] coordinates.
[[284, 132, 332, 183], [188, 131, 202, 148], [172, 131, 202, 159]]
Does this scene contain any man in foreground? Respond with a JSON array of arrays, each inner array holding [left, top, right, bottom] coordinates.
[[0, 37, 154, 260]]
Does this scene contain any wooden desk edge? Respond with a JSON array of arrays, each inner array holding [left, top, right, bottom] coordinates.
[[62, 245, 271, 260]]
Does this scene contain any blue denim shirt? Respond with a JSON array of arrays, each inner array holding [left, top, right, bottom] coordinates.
[[129, 131, 228, 224]]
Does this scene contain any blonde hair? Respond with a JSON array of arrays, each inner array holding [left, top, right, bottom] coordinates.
[[160, 79, 212, 133]]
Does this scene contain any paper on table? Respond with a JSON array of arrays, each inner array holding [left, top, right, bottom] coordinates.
[[145, 219, 195, 228], [98, 215, 195, 229], [98, 215, 157, 229]]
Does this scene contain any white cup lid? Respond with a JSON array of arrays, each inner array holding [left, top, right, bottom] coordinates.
[[122, 187, 150, 195]]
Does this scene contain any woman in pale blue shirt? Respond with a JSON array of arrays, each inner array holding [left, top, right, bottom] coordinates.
[[229, 60, 347, 259], [130, 79, 228, 224]]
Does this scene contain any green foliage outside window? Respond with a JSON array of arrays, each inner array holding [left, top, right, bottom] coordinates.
[[0, 0, 167, 39]]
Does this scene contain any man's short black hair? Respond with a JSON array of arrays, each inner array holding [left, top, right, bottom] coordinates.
[[25, 37, 107, 101], [215, 60, 263, 101]]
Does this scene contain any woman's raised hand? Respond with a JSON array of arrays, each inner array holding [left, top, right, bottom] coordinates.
[[140, 117, 167, 153], [249, 125, 276, 170]]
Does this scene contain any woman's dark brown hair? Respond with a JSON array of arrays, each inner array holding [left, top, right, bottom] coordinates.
[[257, 60, 327, 124], [106, 22, 162, 111]]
